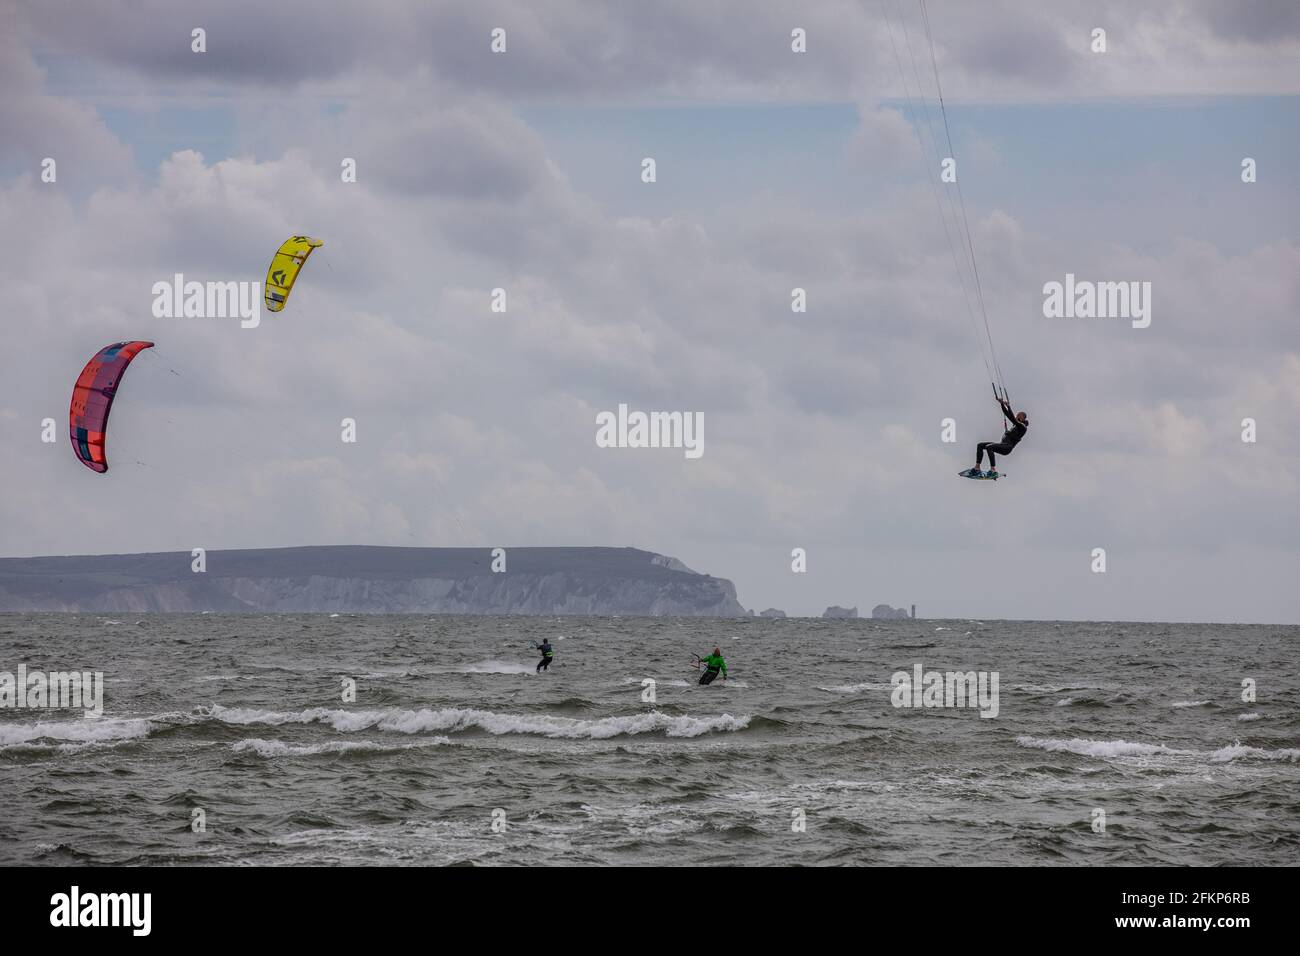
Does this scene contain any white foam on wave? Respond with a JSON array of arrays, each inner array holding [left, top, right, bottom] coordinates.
[[210, 704, 749, 739], [1018, 735, 1300, 763], [1207, 743, 1300, 763], [579, 801, 704, 837], [455, 660, 535, 675], [0, 717, 153, 748], [232, 737, 452, 757], [1237, 713, 1262, 722], [1, 738, 144, 756], [1055, 697, 1075, 706], [1171, 700, 1211, 708], [818, 682, 890, 694], [358, 669, 418, 679], [1019, 736, 1176, 758]]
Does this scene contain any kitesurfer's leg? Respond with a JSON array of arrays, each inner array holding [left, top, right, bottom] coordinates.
[[976, 442, 990, 469], [983, 442, 1013, 473]]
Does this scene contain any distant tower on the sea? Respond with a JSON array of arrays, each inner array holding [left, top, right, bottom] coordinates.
[[911, 604, 916, 619]]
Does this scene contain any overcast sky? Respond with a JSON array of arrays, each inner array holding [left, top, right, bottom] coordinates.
[[2, 1, 1298, 623]]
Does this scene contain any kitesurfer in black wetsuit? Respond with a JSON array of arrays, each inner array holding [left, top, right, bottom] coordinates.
[[536, 639, 554, 673], [975, 398, 1028, 475]]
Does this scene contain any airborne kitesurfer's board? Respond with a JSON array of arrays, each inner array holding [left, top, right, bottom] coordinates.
[[958, 468, 1001, 480]]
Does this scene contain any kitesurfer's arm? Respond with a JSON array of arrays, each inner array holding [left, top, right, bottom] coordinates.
[[999, 399, 1017, 423]]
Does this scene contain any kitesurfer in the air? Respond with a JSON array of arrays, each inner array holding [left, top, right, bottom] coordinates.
[[536, 639, 555, 673], [697, 647, 728, 685], [974, 397, 1028, 477]]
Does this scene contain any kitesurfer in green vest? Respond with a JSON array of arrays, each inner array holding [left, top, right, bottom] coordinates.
[[536, 639, 555, 673], [697, 647, 727, 685]]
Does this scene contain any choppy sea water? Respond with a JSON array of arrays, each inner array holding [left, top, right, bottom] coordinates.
[[1, 614, 1296, 866]]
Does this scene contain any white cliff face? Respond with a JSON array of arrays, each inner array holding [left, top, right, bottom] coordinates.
[[195, 573, 744, 615], [0, 547, 749, 617]]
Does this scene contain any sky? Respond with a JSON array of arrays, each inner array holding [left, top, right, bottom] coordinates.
[[1, 0, 1298, 623]]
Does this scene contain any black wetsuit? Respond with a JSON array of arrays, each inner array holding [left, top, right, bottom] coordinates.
[[976, 404, 1027, 470], [536, 642, 554, 672]]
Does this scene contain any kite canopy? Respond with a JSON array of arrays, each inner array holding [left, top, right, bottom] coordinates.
[[68, 341, 154, 474], [264, 235, 323, 312]]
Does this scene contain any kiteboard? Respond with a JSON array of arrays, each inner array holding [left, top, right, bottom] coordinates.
[[958, 468, 1001, 481]]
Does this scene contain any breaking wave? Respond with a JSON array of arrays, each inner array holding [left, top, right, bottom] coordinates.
[[231, 737, 452, 757], [0, 717, 153, 748], [1016, 736, 1300, 763], [209, 705, 750, 739]]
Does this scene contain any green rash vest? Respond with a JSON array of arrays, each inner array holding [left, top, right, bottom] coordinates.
[[699, 653, 727, 675]]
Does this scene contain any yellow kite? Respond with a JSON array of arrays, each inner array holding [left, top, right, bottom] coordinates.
[[264, 236, 323, 312]]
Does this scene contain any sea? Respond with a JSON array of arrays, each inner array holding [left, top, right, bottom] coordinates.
[[1, 614, 1296, 866]]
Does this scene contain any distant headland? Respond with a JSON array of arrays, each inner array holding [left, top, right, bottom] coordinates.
[[0, 546, 749, 617]]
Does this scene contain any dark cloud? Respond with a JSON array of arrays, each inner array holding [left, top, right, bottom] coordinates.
[[15, 0, 1296, 101], [1191, 0, 1300, 43]]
